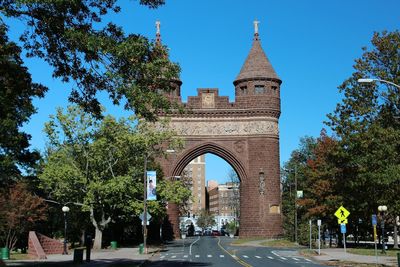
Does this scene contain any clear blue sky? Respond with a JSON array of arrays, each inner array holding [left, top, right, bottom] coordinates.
[[7, 0, 399, 184]]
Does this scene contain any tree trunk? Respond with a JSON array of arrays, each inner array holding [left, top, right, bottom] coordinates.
[[93, 227, 103, 250]]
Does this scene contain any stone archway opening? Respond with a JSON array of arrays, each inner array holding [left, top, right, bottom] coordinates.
[[172, 151, 242, 237]]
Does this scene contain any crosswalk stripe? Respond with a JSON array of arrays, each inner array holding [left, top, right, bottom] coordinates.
[[160, 256, 165, 259], [280, 257, 287, 260], [305, 258, 312, 262], [207, 255, 212, 258], [183, 255, 188, 258], [195, 255, 200, 258], [242, 255, 249, 258], [292, 257, 300, 261], [267, 256, 274, 259], [220, 255, 225, 258], [171, 255, 176, 258], [255, 256, 261, 258]]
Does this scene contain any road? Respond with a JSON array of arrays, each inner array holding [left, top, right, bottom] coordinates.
[[148, 236, 326, 267]]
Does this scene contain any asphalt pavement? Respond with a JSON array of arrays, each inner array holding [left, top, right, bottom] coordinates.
[[2, 237, 399, 266]]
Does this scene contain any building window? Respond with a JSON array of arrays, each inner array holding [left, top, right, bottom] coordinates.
[[255, 85, 265, 94], [272, 86, 277, 94], [240, 86, 247, 95]]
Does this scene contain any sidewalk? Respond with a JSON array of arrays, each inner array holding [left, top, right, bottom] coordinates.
[[3, 247, 158, 266], [312, 248, 398, 267]]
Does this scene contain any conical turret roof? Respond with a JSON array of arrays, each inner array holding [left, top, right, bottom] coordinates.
[[234, 33, 280, 84]]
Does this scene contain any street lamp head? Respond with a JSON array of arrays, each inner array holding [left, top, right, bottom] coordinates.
[[378, 205, 387, 212], [62, 206, 70, 213], [357, 78, 375, 84]]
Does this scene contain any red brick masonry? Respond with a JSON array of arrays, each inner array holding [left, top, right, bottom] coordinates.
[[28, 231, 64, 259]]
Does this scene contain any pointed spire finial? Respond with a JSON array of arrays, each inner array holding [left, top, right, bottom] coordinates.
[[155, 20, 161, 44], [253, 20, 260, 40]]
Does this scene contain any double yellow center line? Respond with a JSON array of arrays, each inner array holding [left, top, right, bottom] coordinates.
[[217, 237, 253, 267]]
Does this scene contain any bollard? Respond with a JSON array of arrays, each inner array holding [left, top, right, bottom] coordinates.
[[85, 234, 92, 262], [139, 243, 144, 254]]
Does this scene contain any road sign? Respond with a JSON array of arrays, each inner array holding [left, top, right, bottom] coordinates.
[[340, 223, 346, 234], [317, 219, 322, 226], [334, 206, 350, 220], [139, 212, 152, 221], [371, 214, 377, 226], [338, 218, 348, 224]]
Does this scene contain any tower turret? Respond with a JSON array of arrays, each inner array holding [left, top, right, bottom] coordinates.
[[155, 20, 182, 100], [233, 21, 281, 116]]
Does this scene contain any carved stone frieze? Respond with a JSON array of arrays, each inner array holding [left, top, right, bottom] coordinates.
[[164, 117, 279, 136]]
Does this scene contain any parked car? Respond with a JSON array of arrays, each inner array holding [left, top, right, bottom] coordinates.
[[203, 228, 212, 236], [195, 230, 202, 236]]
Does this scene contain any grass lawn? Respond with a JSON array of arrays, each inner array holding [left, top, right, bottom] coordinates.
[[348, 248, 400, 257]]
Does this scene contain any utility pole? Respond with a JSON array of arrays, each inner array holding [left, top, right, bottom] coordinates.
[[294, 166, 298, 244]]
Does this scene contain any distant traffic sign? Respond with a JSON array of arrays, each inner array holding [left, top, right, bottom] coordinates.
[[340, 223, 346, 234], [335, 206, 350, 220], [371, 214, 377, 226]]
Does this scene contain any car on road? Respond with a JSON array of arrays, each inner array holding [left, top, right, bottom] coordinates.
[[211, 230, 220, 236], [203, 228, 212, 236]]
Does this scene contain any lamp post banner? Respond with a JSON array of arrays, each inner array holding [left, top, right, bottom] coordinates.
[[147, 171, 157, 200]]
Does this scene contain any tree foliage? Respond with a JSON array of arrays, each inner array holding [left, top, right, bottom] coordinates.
[[0, 24, 46, 186], [283, 30, 400, 246], [38, 105, 184, 248], [1, 0, 180, 120], [195, 209, 216, 230], [0, 182, 47, 250]]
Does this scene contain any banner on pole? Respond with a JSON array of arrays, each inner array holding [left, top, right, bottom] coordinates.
[[147, 171, 157, 200]]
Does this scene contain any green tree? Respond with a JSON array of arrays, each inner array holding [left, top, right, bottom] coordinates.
[[1, 0, 180, 119], [326, 30, 400, 245], [281, 136, 316, 242], [0, 24, 46, 186], [196, 209, 216, 230], [38, 105, 183, 249]]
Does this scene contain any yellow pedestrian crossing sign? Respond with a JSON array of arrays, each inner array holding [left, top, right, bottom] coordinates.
[[334, 206, 350, 221], [338, 218, 348, 224]]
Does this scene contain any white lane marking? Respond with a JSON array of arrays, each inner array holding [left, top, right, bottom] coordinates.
[[207, 254, 212, 258], [171, 255, 176, 258], [183, 255, 188, 258], [220, 255, 225, 258], [195, 255, 200, 258], [305, 258, 312, 262], [242, 255, 249, 258], [255, 256, 261, 258], [189, 235, 201, 255], [292, 257, 299, 261], [160, 256, 165, 259], [280, 257, 287, 260], [267, 256, 274, 259]]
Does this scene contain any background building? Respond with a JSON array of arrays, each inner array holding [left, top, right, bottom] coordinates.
[[184, 155, 206, 216]]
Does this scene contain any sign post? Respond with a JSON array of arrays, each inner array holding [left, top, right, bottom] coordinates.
[[317, 219, 322, 255], [309, 220, 312, 250], [372, 214, 378, 266], [341, 223, 347, 254], [335, 206, 350, 255]]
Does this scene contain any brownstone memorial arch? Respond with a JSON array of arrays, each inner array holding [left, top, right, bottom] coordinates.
[[158, 22, 283, 239]]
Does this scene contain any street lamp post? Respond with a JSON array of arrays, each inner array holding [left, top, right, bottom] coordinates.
[[62, 206, 70, 255], [378, 205, 387, 254], [358, 78, 400, 89]]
